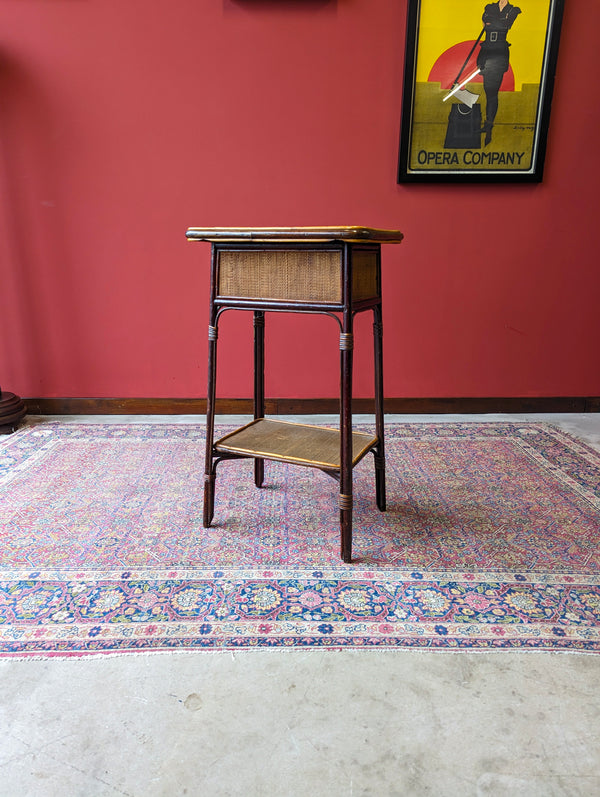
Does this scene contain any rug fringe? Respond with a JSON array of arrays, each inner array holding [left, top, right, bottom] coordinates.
[[2, 646, 599, 663]]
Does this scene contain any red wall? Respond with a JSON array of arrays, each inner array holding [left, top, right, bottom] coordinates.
[[1, 0, 599, 401]]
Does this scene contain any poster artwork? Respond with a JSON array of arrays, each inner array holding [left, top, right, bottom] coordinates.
[[398, 0, 564, 181]]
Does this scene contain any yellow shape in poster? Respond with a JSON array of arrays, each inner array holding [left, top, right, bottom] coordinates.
[[405, 0, 557, 173]]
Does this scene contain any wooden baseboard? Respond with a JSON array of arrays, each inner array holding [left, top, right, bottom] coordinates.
[[23, 396, 600, 415]]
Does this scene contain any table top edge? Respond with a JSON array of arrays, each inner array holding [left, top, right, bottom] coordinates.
[[185, 226, 404, 243]]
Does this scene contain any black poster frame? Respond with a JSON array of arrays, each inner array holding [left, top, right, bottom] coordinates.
[[398, 0, 565, 183]]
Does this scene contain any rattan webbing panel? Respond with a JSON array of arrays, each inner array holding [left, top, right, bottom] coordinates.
[[352, 251, 378, 301], [217, 250, 341, 303], [215, 419, 377, 469]]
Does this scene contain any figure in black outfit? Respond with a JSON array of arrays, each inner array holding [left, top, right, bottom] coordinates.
[[477, 0, 521, 145]]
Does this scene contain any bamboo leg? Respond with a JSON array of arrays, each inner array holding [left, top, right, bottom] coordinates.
[[203, 320, 218, 527], [373, 304, 386, 511], [254, 311, 265, 488], [340, 320, 354, 563]]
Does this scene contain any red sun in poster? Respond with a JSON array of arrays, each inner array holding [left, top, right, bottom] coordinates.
[[428, 40, 515, 91]]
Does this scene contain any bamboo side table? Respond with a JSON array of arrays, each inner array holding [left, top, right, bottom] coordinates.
[[186, 226, 403, 562]]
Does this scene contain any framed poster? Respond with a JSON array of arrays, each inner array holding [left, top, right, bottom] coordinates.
[[398, 0, 565, 182]]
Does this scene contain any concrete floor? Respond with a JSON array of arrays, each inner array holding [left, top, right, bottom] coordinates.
[[1, 414, 599, 797]]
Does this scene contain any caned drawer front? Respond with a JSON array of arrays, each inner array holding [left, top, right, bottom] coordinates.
[[352, 250, 379, 301], [217, 248, 380, 304], [217, 250, 342, 303]]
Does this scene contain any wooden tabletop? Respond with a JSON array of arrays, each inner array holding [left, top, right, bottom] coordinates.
[[185, 226, 404, 243]]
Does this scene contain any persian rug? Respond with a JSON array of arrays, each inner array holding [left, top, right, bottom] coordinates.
[[0, 421, 599, 657]]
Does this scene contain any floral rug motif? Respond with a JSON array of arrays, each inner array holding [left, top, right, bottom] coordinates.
[[0, 422, 599, 656]]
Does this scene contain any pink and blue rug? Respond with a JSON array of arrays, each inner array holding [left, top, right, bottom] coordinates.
[[0, 422, 599, 656]]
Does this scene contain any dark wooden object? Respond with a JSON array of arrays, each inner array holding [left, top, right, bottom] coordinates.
[[0, 387, 26, 434], [186, 226, 403, 563]]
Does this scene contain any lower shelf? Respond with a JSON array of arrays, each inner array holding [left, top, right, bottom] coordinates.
[[214, 418, 378, 470]]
